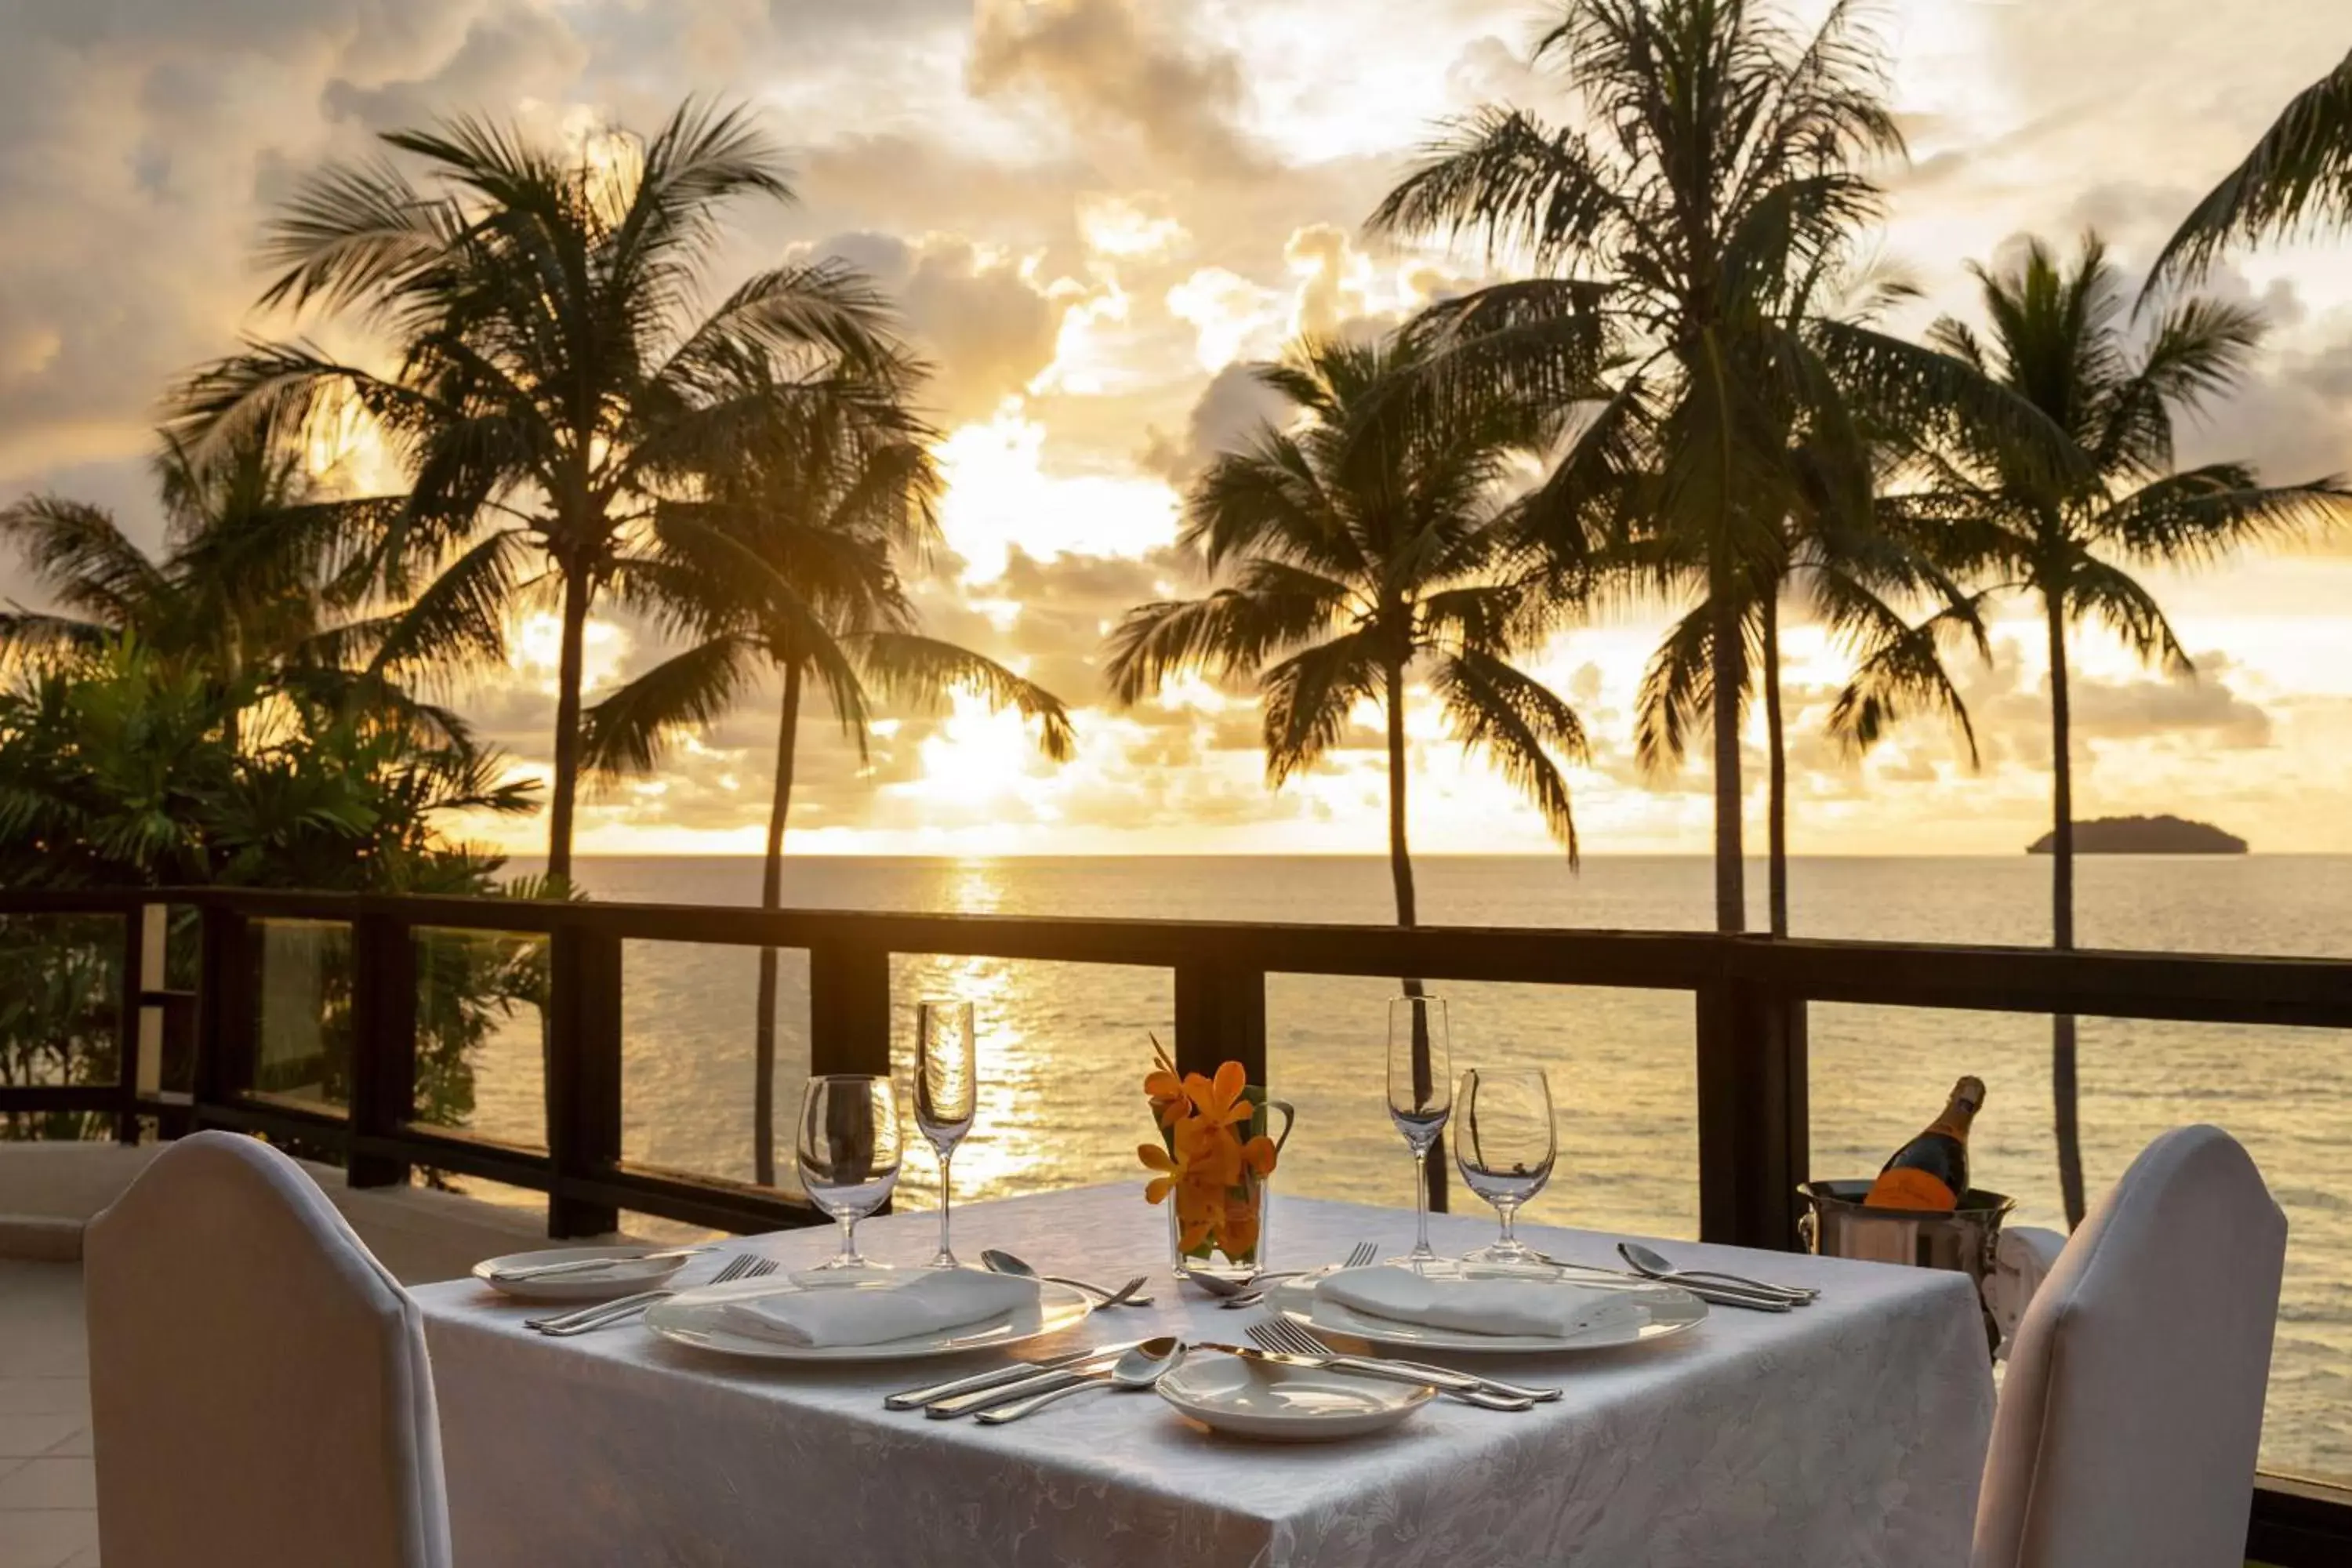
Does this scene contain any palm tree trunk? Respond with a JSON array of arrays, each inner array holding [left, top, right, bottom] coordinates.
[[2045, 594, 2086, 1229], [545, 567, 591, 891], [753, 662, 803, 1189], [1762, 592, 1788, 938], [1710, 592, 1747, 933], [1385, 659, 1446, 1213]]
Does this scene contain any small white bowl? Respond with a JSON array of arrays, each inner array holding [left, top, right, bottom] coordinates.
[[471, 1247, 690, 1303], [1155, 1352, 1434, 1442]]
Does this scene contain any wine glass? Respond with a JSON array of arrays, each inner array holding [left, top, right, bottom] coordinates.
[[795, 1074, 902, 1270], [1386, 993, 1453, 1265], [1453, 1067, 1556, 1265], [915, 999, 978, 1268]]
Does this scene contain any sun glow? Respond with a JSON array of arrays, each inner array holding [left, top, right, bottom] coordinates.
[[931, 408, 1181, 582]]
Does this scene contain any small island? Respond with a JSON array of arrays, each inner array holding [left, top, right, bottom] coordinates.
[[2027, 815, 2249, 855]]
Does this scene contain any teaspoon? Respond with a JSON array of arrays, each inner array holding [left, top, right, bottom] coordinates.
[[1617, 1241, 1817, 1301], [982, 1249, 1154, 1307], [975, 1338, 1182, 1424]]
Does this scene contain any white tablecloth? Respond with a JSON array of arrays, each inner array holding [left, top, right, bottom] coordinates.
[[414, 1188, 1993, 1567]]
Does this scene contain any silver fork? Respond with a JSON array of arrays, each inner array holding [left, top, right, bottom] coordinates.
[[528, 1253, 775, 1335], [1221, 1241, 1377, 1309], [1249, 1316, 1560, 1404]]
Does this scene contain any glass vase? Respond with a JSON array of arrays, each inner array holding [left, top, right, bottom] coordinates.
[[1164, 1091, 1294, 1283]]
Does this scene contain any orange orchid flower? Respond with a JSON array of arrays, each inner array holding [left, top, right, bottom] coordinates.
[[1143, 1068, 1187, 1130], [1240, 1133, 1278, 1179], [1183, 1061, 1253, 1133], [1220, 1196, 1261, 1259], [1174, 1116, 1243, 1188], [1138, 1140, 1196, 1206]]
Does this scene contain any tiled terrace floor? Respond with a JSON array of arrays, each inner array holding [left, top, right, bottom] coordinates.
[[0, 1261, 93, 1568]]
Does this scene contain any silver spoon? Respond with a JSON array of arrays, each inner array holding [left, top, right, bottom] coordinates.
[[981, 1250, 1154, 1308], [975, 1337, 1182, 1424], [1617, 1241, 1818, 1302]]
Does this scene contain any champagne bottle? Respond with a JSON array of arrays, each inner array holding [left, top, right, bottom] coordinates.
[[1863, 1076, 1985, 1211]]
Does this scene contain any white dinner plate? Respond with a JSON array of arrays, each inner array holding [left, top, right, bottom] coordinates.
[[472, 1247, 691, 1302], [1266, 1263, 1707, 1354], [1155, 1352, 1434, 1442], [641, 1267, 1094, 1363]]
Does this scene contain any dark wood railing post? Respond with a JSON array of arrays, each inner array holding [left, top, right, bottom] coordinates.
[[1694, 960, 1809, 1251], [347, 911, 418, 1188], [192, 902, 254, 1116], [808, 938, 892, 1076], [113, 903, 145, 1145], [1172, 956, 1268, 1087], [546, 925, 623, 1237]]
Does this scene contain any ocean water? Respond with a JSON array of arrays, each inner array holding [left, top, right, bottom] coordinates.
[[447, 853, 2352, 1484]]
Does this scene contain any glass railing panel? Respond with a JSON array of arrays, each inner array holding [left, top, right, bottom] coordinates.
[[1809, 1002, 2352, 1489], [1267, 975, 1698, 1241], [409, 925, 550, 1152], [885, 953, 1173, 1214], [0, 911, 124, 1140], [620, 938, 808, 1192], [249, 916, 350, 1114]]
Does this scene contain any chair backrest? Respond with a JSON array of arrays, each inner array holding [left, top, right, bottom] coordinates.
[[1973, 1125, 2285, 1568], [84, 1131, 452, 1568]]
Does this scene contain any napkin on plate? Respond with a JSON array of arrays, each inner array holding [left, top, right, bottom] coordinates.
[[1316, 1267, 1647, 1339], [700, 1269, 1040, 1348]]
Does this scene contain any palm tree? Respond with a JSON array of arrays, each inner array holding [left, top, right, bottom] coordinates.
[[0, 412, 439, 750], [1643, 474, 1996, 938], [583, 388, 1073, 1186], [2150, 46, 2352, 289], [172, 100, 906, 887], [1104, 330, 1592, 1209], [1105, 331, 1587, 923], [1630, 273, 1996, 935], [1369, 0, 2058, 933], [1886, 233, 2351, 1225]]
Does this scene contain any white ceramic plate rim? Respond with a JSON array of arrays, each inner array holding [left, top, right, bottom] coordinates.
[[1155, 1354, 1433, 1439], [1267, 1266, 1707, 1353], [471, 1246, 688, 1301], [641, 1270, 1095, 1363]]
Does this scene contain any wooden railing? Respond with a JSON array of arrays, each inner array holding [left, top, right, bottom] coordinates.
[[2, 883, 2349, 1559]]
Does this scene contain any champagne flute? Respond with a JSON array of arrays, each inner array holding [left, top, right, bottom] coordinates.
[[796, 1074, 902, 1270], [1386, 993, 1452, 1265], [915, 999, 978, 1269], [1454, 1067, 1556, 1265]]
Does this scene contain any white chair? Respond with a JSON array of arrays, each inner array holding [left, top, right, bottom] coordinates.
[[1973, 1124, 2285, 1568], [85, 1131, 453, 1568]]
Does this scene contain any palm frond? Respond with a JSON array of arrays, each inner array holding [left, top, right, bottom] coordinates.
[[1258, 630, 1381, 785], [852, 633, 1076, 762], [579, 633, 760, 781], [1825, 589, 1998, 765], [1635, 602, 1715, 776], [362, 528, 533, 677], [2064, 554, 2192, 675], [1102, 584, 1346, 706], [2096, 468, 2352, 566], [1430, 648, 1585, 861], [0, 497, 165, 625], [2150, 47, 2352, 288]]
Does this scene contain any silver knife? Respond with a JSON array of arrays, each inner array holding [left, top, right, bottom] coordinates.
[[923, 1350, 1134, 1419], [884, 1341, 1143, 1411], [492, 1247, 711, 1282], [1527, 1251, 1795, 1312]]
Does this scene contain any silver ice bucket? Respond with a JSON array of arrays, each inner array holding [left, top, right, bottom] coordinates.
[[1798, 1181, 2016, 1350]]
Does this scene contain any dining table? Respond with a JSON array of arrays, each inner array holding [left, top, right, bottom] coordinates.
[[412, 1185, 1995, 1566]]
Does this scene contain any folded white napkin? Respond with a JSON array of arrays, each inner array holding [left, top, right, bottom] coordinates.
[[1317, 1266, 1648, 1339], [699, 1269, 1040, 1348]]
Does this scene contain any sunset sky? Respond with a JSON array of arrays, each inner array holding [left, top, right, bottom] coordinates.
[[5, 0, 2351, 856]]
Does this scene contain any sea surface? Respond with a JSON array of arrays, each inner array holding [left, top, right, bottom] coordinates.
[[446, 853, 2351, 1484]]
